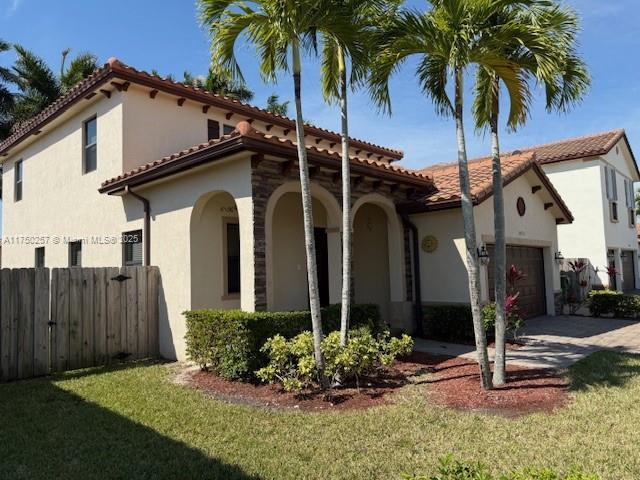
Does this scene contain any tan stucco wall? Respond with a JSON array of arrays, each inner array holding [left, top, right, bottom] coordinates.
[[413, 171, 562, 315], [1, 94, 131, 269]]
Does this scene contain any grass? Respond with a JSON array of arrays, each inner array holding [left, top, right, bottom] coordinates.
[[1, 351, 640, 480]]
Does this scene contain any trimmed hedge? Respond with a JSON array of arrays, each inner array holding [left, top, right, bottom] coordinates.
[[588, 290, 640, 318], [422, 304, 497, 343], [184, 304, 381, 379]]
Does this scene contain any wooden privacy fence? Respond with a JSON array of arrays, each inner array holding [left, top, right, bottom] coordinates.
[[0, 266, 160, 382]]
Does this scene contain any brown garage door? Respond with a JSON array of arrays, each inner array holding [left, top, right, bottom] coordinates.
[[487, 245, 546, 319]]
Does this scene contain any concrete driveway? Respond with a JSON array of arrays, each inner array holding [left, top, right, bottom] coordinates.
[[414, 315, 640, 370]]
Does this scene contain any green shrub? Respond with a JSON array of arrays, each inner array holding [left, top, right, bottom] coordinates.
[[482, 302, 524, 337], [588, 290, 640, 318], [423, 305, 479, 342], [401, 456, 599, 480], [184, 304, 381, 379], [256, 327, 414, 392]]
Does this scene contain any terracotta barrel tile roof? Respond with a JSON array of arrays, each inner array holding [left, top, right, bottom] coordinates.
[[0, 58, 403, 161], [99, 121, 431, 194]]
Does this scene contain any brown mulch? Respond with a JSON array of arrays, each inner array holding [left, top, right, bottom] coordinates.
[[185, 352, 570, 415]]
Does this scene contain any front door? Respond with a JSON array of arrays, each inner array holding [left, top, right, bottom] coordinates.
[[622, 251, 636, 292], [314, 228, 330, 307]]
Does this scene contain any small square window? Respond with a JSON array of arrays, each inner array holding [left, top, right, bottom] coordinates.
[[123, 230, 143, 266], [35, 247, 45, 268], [223, 124, 235, 136], [69, 241, 82, 267], [14, 159, 23, 202], [208, 119, 220, 140], [84, 117, 97, 173]]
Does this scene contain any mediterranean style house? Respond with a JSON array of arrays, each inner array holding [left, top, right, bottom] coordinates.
[[0, 58, 635, 360]]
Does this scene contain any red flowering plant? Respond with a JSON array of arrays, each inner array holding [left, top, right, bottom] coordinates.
[[483, 265, 525, 339], [564, 260, 591, 314]]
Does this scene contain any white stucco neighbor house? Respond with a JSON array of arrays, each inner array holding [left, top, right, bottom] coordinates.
[[0, 57, 631, 360]]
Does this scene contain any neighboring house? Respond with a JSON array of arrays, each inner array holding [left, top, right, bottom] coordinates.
[[412, 153, 572, 319], [0, 57, 633, 360], [521, 130, 640, 292]]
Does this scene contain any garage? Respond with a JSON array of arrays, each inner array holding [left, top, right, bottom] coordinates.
[[487, 245, 547, 319], [621, 250, 636, 292]]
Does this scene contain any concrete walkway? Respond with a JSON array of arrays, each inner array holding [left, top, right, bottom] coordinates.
[[414, 315, 640, 370]]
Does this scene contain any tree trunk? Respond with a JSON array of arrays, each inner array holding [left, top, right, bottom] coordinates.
[[454, 67, 493, 390], [490, 76, 507, 386], [292, 41, 326, 375], [338, 47, 351, 347]]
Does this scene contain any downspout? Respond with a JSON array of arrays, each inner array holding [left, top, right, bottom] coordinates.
[[124, 185, 151, 266], [401, 214, 424, 336]]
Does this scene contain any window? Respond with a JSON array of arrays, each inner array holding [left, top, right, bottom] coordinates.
[[122, 230, 143, 266], [226, 222, 240, 295], [605, 166, 618, 222], [35, 247, 45, 268], [69, 241, 82, 267], [14, 159, 22, 202], [83, 116, 97, 173], [624, 178, 636, 227], [207, 119, 220, 140], [223, 124, 235, 136]]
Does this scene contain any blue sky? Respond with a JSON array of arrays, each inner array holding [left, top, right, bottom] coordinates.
[[1, 0, 639, 170]]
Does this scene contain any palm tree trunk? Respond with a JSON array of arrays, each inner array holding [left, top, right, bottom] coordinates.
[[292, 41, 326, 375], [338, 46, 351, 347], [454, 68, 492, 390], [490, 77, 507, 386]]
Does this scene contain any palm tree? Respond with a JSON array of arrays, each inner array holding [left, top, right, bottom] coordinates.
[[371, 0, 550, 390], [0, 39, 16, 140], [183, 69, 255, 102], [265, 94, 289, 116], [11, 45, 98, 124], [472, 2, 589, 385], [199, 0, 363, 376]]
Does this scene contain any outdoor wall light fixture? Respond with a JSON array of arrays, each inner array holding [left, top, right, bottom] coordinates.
[[477, 245, 490, 265], [554, 251, 565, 264]]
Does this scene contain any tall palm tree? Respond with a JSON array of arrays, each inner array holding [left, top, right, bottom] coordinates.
[[12, 45, 98, 124], [371, 0, 544, 390], [0, 39, 16, 140], [199, 0, 364, 376], [319, 0, 397, 346], [265, 94, 289, 116], [472, 2, 589, 385]]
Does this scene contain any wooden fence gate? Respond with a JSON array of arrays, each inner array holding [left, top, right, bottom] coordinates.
[[0, 266, 160, 382]]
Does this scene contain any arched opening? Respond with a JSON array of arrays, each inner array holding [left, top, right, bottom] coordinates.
[[190, 191, 241, 309], [265, 181, 342, 311], [353, 203, 391, 320]]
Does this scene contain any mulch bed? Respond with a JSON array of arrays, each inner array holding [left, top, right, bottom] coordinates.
[[185, 352, 570, 415]]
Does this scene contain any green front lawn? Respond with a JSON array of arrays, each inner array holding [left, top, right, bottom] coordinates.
[[1, 351, 639, 480]]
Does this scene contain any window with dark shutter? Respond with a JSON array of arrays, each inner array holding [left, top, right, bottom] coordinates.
[[208, 119, 220, 140], [69, 241, 82, 267], [35, 247, 45, 268], [14, 159, 22, 202], [226, 222, 240, 294], [123, 230, 143, 266], [84, 117, 97, 173]]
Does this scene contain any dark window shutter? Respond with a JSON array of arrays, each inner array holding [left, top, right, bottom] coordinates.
[[208, 120, 220, 140]]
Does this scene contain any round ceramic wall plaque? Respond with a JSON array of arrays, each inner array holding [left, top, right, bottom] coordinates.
[[516, 197, 526, 216], [421, 235, 438, 253]]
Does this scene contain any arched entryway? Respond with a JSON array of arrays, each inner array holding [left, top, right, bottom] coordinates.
[[352, 194, 405, 323], [265, 181, 342, 311], [190, 191, 242, 309]]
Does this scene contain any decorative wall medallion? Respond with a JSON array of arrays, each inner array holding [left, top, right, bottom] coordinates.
[[421, 235, 438, 253], [516, 197, 526, 217]]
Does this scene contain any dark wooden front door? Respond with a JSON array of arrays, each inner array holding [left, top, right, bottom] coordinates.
[[622, 251, 636, 292], [488, 245, 546, 319], [314, 228, 330, 307]]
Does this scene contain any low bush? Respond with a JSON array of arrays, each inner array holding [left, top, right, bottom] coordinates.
[[423, 305, 497, 342], [482, 301, 524, 337], [402, 456, 599, 480], [256, 327, 414, 392], [184, 304, 381, 379], [588, 290, 640, 318]]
